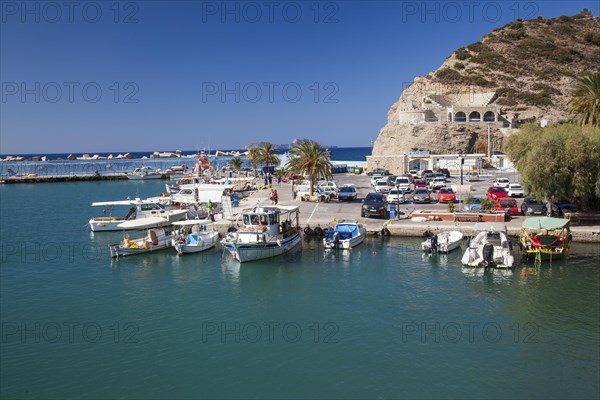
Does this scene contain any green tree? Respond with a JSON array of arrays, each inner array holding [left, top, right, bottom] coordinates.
[[504, 124, 600, 211], [285, 140, 333, 195], [257, 143, 280, 173], [568, 73, 600, 128], [229, 156, 243, 177], [247, 147, 260, 177]]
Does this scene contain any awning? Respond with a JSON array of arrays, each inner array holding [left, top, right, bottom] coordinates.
[[522, 217, 570, 230]]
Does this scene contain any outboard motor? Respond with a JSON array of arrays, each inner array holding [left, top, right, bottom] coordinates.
[[431, 234, 438, 253], [325, 231, 340, 249], [482, 243, 494, 268]]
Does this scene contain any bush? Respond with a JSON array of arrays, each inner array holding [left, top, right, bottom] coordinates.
[[519, 90, 553, 107], [584, 31, 600, 46], [435, 68, 462, 83], [480, 198, 496, 212], [454, 62, 465, 70], [455, 48, 470, 60], [467, 42, 485, 53], [447, 202, 455, 213]]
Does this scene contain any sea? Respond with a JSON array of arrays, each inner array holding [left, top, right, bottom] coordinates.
[[1, 179, 599, 399], [0, 147, 371, 177]]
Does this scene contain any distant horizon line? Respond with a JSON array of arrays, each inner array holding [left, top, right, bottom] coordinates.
[[0, 145, 372, 157]]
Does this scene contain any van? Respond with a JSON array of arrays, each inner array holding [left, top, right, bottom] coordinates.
[[466, 172, 479, 182], [395, 177, 411, 193]]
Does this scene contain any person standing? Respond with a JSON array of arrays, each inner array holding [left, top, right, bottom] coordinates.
[[277, 175, 281, 186], [207, 200, 215, 221], [272, 189, 279, 205]]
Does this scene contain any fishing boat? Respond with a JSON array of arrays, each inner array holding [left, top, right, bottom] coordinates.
[[519, 217, 572, 260], [109, 217, 174, 258], [323, 220, 367, 250], [89, 198, 188, 231], [422, 230, 464, 253], [126, 166, 163, 180], [221, 205, 301, 263], [171, 219, 219, 256], [461, 223, 515, 269]]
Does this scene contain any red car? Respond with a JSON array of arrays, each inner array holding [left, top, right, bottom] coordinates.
[[486, 186, 508, 201], [437, 188, 456, 203], [414, 179, 427, 189], [495, 197, 519, 215]]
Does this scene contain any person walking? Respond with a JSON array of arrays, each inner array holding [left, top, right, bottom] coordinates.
[[272, 189, 279, 205], [277, 175, 281, 186]]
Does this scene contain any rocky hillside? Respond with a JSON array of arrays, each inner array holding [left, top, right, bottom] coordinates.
[[373, 10, 600, 156]]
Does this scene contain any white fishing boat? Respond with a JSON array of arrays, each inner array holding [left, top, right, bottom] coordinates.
[[89, 198, 188, 231], [422, 230, 464, 253], [323, 220, 367, 250], [221, 205, 301, 263], [461, 223, 515, 269], [171, 219, 219, 256], [126, 166, 163, 180], [109, 217, 174, 258]]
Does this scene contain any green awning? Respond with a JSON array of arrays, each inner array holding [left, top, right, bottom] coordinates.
[[522, 217, 570, 230]]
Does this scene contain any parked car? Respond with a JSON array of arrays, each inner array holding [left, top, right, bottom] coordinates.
[[418, 169, 433, 178], [361, 192, 387, 218], [428, 177, 446, 191], [437, 188, 456, 203], [413, 188, 431, 204], [486, 186, 508, 201], [408, 169, 418, 177], [338, 184, 357, 201], [495, 197, 519, 215], [374, 179, 392, 193], [436, 168, 451, 178], [315, 187, 331, 202], [466, 172, 479, 182], [395, 177, 412, 193], [493, 178, 510, 188], [521, 196, 547, 216], [552, 198, 577, 214], [434, 172, 446, 181], [387, 189, 407, 204], [423, 171, 435, 182], [320, 185, 339, 199], [282, 174, 301, 183], [507, 183, 525, 198], [370, 174, 383, 187], [402, 173, 415, 183], [318, 180, 338, 190], [386, 175, 398, 186], [414, 179, 427, 189], [367, 168, 389, 176], [463, 195, 483, 211]]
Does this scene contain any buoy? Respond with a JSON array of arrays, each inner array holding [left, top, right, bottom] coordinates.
[[521, 273, 527, 277], [372, 251, 377, 255]]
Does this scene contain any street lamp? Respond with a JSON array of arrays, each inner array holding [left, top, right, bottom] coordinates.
[[459, 154, 465, 186], [395, 181, 401, 220]]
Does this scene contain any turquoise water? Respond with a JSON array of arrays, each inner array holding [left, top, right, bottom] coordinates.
[[1, 181, 599, 399]]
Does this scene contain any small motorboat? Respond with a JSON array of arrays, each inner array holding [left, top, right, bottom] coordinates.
[[323, 220, 367, 250], [109, 217, 174, 258], [89, 198, 188, 231], [422, 230, 464, 253], [126, 166, 163, 180], [519, 217, 572, 261], [461, 223, 515, 269], [221, 205, 302, 263], [171, 219, 219, 256]]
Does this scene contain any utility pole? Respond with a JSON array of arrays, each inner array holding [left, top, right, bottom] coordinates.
[[487, 125, 491, 159]]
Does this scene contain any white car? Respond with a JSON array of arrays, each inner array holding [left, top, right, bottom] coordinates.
[[387, 189, 407, 204], [370, 174, 383, 187], [428, 177, 446, 190], [507, 183, 525, 197], [394, 177, 412, 193], [318, 180, 338, 190], [319, 185, 339, 199], [374, 179, 391, 193], [493, 178, 510, 188]]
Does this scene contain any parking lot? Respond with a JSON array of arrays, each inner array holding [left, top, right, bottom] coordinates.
[[249, 170, 527, 230]]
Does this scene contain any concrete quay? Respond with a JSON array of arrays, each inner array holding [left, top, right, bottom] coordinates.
[[214, 173, 600, 243]]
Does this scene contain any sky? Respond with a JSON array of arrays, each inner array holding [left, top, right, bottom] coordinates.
[[1, 0, 598, 154]]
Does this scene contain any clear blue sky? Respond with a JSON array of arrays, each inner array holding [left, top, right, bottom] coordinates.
[[1, 0, 597, 154]]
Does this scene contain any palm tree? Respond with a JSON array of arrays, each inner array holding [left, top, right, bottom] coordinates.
[[247, 147, 260, 177], [285, 140, 333, 195], [258, 143, 280, 173], [569, 73, 600, 128], [229, 156, 243, 178]]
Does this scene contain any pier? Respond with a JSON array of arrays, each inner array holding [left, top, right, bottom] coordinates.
[[1, 173, 170, 184]]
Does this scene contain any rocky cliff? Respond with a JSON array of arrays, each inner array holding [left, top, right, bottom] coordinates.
[[373, 10, 600, 156]]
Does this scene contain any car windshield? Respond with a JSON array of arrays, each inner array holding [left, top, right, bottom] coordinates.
[[366, 195, 384, 203], [492, 188, 507, 193], [440, 188, 453, 194], [510, 185, 522, 189], [340, 187, 353, 193], [415, 189, 427, 195], [389, 190, 402, 195]]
